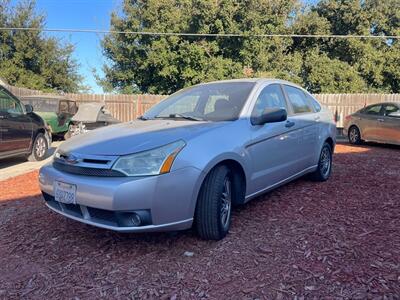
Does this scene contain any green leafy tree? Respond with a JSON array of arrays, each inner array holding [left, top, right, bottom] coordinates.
[[100, 0, 299, 94], [101, 0, 400, 94], [0, 0, 83, 92], [293, 0, 400, 92]]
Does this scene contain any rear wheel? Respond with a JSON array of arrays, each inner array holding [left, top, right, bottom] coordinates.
[[195, 165, 232, 240], [310, 142, 332, 182], [28, 133, 48, 161], [348, 126, 362, 145]]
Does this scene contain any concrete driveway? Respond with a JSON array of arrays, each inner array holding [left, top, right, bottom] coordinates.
[[0, 141, 62, 181]]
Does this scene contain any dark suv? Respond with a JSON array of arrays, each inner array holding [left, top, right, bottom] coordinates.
[[0, 86, 51, 161]]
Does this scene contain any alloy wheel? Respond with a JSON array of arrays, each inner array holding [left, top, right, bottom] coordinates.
[[349, 127, 359, 144], [220, 177, 232, 229], [320, 146, 331, 178], [35, 136, 47, 158]]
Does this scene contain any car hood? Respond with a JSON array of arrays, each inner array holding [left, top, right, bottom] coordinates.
[[58, 119, 228, 156]]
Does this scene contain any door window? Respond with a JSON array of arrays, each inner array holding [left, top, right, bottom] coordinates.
[[0, 89, 23, 115], [364, 105, 383, 115], [59, 101, 69, 114], [384, 104, 400, 117], [283, 85, 313, 114], [68, 101, 77, 114], [306, 94, 321, 112], [251, 84, 287, 119]]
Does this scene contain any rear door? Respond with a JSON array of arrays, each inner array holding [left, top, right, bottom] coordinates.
[[380, 104, 400, 144], [0, 88, 32, 154], [282, 84, 319, 170]]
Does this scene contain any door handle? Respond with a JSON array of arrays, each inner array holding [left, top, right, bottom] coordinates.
[[285, 120, 295, 128], [377, 118, 384, 122], [314, 116, 321, 122]]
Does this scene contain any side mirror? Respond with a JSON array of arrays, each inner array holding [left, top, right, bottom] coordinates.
[[25, 104, 33, 114], [252, 108, 287, 125]]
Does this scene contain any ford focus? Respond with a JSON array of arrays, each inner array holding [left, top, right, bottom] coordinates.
[[39, 79, 336, 240]]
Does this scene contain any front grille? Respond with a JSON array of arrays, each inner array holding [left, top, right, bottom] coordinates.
[[53, 161, 126, 177]]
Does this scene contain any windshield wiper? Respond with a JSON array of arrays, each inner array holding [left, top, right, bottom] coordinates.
[[137, 115, 149, 120], [155, 113, 204, 121]]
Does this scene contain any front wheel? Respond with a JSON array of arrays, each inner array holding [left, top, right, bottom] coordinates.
[[195, 165, 233, 240], [28, 133, 48, 161], [310, 142, 332, 182]]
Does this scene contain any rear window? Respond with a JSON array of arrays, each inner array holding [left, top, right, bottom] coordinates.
[[307, 94, 321, 112], [283, 85, 313, 114]]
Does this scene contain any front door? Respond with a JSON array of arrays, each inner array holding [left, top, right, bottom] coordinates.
[[247, 84, 299, 195], [380, 104, 400, 144], [0, 88, 32, 154], [359, 104, 384, 141]]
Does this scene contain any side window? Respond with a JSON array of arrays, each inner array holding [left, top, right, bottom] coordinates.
[[68, 101, 77, 114], [59, 101, 69, 113], [0, 89, 23, 115], [284, 85, 313, 114], [364, 105, 382, 115], [384, 104, 399, 117], [306, 94, 321, 112], [251, 84, 287, 119]]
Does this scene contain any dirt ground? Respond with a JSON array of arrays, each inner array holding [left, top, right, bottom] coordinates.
[[0, 143, 399, 299]]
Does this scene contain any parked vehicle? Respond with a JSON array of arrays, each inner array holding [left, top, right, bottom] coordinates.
[[39, 79, 336, 240], [0, 86, 51, 161], [343, 102, 400, 146], [67, 103, 120, 137], [20, 96, 77, 139]]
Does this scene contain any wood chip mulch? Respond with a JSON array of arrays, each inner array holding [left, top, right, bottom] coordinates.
[[0, 143, 399, 299]]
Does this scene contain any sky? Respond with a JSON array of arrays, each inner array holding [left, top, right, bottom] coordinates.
[[29, 0, 123, 94]]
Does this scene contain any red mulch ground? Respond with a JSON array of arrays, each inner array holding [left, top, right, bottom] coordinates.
[[0, 143, 399, 299]]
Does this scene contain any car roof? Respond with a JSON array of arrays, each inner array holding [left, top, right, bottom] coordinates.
[[199, 78, 298, 86], [21, 95, 74, 101], [364, 102, 400, 108]]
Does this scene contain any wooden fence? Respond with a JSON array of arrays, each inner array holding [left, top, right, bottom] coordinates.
[[3, 84, 400, 128]]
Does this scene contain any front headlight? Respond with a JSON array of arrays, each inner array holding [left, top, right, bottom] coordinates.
[[112, 140, 186, 176]]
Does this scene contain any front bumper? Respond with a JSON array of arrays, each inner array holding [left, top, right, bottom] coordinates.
[[39, 163, 202, 232]]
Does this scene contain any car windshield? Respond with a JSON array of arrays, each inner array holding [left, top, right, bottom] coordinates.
[[143, 82, 255, 122], [22, 98, 58, 112]]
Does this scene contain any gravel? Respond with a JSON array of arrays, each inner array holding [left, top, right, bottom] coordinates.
[[0, 143, 399, 299]]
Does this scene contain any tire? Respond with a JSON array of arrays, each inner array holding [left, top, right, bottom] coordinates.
[[348, 126, 362, 145], [310, 142, 332, 182], [195, 165, 233, 240], [28, 133, 48, 161]]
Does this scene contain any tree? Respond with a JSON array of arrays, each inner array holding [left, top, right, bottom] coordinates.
[[0, 0, 83, 93], [101, 0, 400, 94], [101, 0, 299, 94], [292, 0, 400, 92]]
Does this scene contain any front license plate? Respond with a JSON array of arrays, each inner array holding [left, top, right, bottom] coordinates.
[[54, 181, 76, 204]]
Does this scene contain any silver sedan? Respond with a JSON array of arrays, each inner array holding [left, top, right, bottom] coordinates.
[[344, 102, 400, 146], [39, 79, 336, 240]]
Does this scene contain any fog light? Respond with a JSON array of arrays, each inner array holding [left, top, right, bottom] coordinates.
[[131, 213, 141, 226]]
